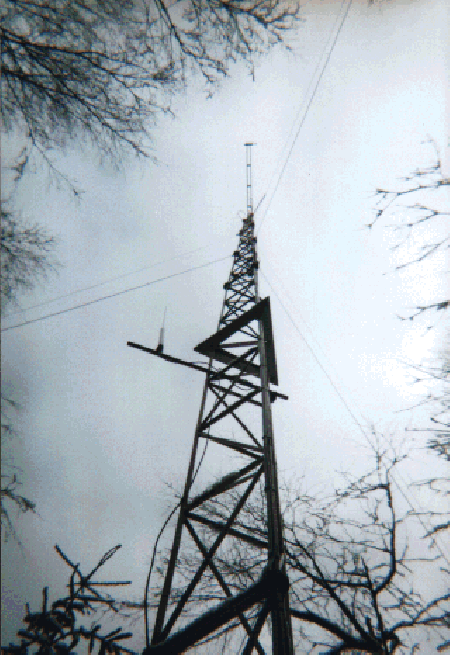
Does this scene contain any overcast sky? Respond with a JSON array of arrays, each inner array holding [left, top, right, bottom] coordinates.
[[2, 0, 449, 651]]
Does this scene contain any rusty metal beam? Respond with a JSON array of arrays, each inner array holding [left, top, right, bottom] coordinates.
[[195, 298, 278, 385]]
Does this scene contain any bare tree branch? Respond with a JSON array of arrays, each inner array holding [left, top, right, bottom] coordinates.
[[157, 447, 449, 652], [368, 138, 449, 322], [2, 0, 301, 167], [1, 209, 58, 312]]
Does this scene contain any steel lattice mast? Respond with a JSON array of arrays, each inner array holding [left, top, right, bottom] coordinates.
[[128, 145, 294, 654]]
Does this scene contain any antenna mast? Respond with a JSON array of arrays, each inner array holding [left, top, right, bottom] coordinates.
[[128, 146, 294, 654], [245, 142, 254, 216]]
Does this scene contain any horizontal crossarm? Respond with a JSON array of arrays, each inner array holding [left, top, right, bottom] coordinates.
[[126, 342, 288, 400], [199, 433, 263, 457]]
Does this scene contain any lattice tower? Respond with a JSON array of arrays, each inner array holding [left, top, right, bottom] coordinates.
[[128, 146, 294, 654]]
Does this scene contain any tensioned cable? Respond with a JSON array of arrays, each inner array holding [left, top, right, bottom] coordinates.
[[250, 0, 448, 564], [1, 255, 231, 333], [3, 244, 212, 318], [260, 269, 369, 440], [143, 499, 181, 648], [256, 0, 353, 235], [263, 265, 369, 427], [254, 0, 348, 225], [261, 270, 450, 565]]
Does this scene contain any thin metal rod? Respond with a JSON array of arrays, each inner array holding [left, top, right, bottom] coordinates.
[[201, 388, 260, 430], [245, 143, 255, 216], [209, 383, 263, 408]]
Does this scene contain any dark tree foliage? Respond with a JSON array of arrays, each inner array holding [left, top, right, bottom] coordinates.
[[3, 454, 448, 654], [1, 470, 36, 542], [1, 209, 57, 313], [1, 0, 299, 161], [156, 448, 449, 653], [1, 544, 136, 655]]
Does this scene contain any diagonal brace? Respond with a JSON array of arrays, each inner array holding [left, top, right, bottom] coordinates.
[[187, 512, 268, 550], [159, 467, 263, 641], [187, 458, 263, 512], [201, 388, 260, 430], [185, 520, 266, 655]]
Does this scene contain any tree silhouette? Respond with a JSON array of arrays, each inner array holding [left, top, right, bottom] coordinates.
[[369, 139, 449, 323], [1, 208, 57, 540], [369, 139, 449, 462], [4, 448, 448, 653], [2, 0, 299, 167], [2, 545, 136, 655], [1, 209, 57, 312], [1, 0, 300, 539]]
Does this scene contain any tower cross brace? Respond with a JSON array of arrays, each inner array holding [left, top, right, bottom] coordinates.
[[128, 145, 294, 654]]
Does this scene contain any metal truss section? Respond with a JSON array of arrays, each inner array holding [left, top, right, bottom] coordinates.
[[131, 152, 294, 654], [220, 212, 259, 326], [195, 297, 278, 385]]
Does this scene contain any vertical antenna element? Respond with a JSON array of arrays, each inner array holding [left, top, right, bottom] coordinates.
[[245, 142, 255, 216], [156, 306, 167, 354]]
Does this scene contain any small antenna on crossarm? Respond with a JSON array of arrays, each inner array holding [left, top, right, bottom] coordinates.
[[156, 306, 167, 354], [244, 143, 255, 217]]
